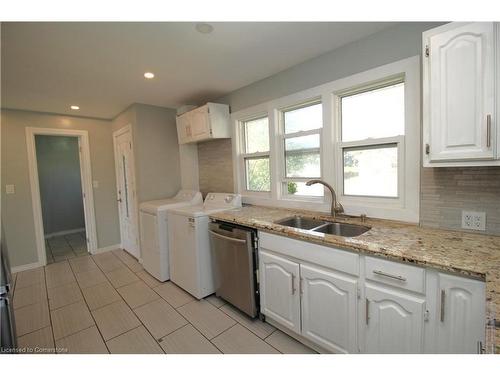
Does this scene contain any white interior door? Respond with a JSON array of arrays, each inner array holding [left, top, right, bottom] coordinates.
[[113, 127, 139, 258]]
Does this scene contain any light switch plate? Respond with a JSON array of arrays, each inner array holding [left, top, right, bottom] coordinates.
[[462, 210, 486, 231], [5, 184, 15, 194], [92, 180, 99, 188]]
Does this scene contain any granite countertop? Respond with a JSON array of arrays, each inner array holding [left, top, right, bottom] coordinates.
[[209, 204, 500, 352]]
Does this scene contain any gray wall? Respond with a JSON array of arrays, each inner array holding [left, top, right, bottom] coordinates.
[[135, 104, 181, 202], [217, 22, 445, 111], [35, 135, 85, 235], [1, 109, 120, 267], [112, 103, 181, 203]]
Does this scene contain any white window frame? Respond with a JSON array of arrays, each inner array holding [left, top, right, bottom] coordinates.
[[233, 110, 273, 198], [334, 76, 405, 201], [238, 114, 272, 195], [278, 99, 324, 202], [232, 56, 420, 222]]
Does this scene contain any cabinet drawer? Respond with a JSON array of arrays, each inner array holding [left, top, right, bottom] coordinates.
[[259, 232, 359, 276], [365, 256, 425, 294]]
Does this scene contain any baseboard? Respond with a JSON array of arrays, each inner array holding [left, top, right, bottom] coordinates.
[[45, 228, 85, 239], [91, 243, 121, 255], [11, 261, 42, 274]]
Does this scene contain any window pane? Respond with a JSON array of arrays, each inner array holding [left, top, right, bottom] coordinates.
[[285, 134, 319, 151], [245, 157, 270, 191], [341, 82, 404, 142], [285, 151, 320, 178], [285, 181, 324, 197], [244, 117, 269, 153], [343, 145, 398, 197], [284, 134, 320, 178], [284, 102, 322, 134]]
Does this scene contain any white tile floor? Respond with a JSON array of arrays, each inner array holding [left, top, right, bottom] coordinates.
[[12, 249, 317, 354], [45, 231, 88, 264]]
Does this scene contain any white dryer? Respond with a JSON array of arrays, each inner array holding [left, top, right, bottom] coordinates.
[[139, 190, 202, 281], [167, 193, 242, 299]]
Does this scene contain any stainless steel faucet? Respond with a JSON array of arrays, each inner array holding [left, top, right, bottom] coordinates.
[[306, 179, 344, 219]]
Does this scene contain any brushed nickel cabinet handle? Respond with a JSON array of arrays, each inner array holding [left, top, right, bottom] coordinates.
[[373, 269, 407, 282], [440, 290, 445, 322], [291, 274, 296, 295], [486, 114, 491, 148]]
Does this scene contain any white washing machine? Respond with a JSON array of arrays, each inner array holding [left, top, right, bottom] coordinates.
[[139, 190, 202, 281], [167, 192, 242, 299]]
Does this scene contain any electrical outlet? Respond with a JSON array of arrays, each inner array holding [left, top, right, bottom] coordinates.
[[5, 184, 15, 194], [462, 210, 486, 231]]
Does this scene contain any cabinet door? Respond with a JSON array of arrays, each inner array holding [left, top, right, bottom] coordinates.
[[190, 106, 211, 140], [365, 284, 425, 353], [436, 273, 486, 353], [259, 250, 301, 334], [176, 113, 192, 144], [424, 22, 495, 162], [300, 264, 358, 353]]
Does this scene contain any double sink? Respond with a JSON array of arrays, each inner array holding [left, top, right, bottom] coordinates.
[[275, 216, 370, 237]]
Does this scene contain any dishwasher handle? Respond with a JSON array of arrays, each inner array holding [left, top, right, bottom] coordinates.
[[209, 230, 247, 244]]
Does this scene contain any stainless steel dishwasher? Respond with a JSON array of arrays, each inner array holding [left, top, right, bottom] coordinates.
[[208, 221, 258, 318]]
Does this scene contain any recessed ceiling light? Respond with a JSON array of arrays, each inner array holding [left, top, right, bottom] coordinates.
[[144, 72, 155, 79], [195, 23, 214, 34], [70, 105, 80, 110]]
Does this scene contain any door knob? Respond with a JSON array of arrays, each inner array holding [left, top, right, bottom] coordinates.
[[117, 198, 122, 203]]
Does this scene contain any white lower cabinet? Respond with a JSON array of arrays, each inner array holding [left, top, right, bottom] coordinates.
[[259, 247, 358, 353], [300, 264, 358, 353], [257, 232, 486, 354], [259, 251, 301, 334], [435, 273, 486, 353], [364, 283, 425, 353]]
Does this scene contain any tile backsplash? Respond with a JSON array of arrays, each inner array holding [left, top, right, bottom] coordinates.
[[420, 167, 500, 235], [197, 139, 234, 196]]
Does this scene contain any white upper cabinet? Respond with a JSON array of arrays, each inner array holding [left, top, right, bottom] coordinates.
[[176, 103, 230, 145], [423, 22, 499, 166], [176, 111, 192, 144]]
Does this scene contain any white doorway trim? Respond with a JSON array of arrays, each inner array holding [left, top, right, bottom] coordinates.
[[112, 124, 140, 258], [25, 127, 98, 266]]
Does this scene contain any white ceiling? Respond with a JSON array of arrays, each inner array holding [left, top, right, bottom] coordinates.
[[1, 22, 395, 119]]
